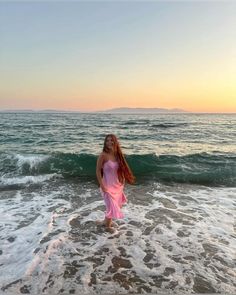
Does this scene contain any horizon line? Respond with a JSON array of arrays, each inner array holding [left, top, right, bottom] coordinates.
[[0, 109, 235, 114]]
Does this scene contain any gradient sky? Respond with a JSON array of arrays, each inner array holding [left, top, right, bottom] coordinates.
[[0, 1, 235, 112]]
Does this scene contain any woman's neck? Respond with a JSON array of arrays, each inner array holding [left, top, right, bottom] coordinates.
[[106, 149, 115, 155]]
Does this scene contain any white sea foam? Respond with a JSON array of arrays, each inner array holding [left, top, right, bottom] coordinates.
[[15, 154, 49, 172], [1, 183, 235, 294], [0, 188, 71, 287], [0, 173, 57, 186]]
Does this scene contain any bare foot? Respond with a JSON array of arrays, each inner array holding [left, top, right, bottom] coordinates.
[[111, 221, 118, 228], [106, 227, 115, 234], [96, 220, 118, 229]]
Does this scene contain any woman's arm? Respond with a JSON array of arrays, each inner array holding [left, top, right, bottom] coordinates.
[[96, 153, 108, 192]]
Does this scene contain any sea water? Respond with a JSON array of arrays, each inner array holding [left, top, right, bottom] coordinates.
[[0, 112, 235, 294]]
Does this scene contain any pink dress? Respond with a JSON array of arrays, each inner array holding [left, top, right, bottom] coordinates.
[[100, 160, 127, 219]]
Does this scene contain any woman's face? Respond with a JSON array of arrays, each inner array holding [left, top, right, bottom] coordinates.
[[105, 136, 115, 151]]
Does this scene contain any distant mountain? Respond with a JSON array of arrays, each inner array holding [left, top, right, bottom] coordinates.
[[0, 107, 188, 113], [100, 107, 188, 113]]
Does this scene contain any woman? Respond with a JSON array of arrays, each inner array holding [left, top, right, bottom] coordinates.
[[96, 134, 135, 233]]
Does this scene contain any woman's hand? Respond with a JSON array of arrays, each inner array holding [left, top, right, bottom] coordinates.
[[100, 184, 108, 192], [119, 177, 125, 185]]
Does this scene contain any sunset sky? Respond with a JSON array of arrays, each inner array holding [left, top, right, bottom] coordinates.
[[0, 1, 235, 112]]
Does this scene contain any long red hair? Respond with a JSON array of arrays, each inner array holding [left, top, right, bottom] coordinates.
[[103, 134, 135, 184]]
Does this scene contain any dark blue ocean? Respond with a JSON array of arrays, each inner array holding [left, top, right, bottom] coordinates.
[[0, 112, 235, 294]]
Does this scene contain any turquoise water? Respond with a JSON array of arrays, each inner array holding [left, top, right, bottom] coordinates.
[[1, 112, 235, 156], [0, 112, 235, 294], [1, 112, 235, 187]]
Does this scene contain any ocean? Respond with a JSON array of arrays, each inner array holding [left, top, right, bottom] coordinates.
[[0, 112, 235, 294]]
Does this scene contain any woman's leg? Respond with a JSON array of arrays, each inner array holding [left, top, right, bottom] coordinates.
[[105, 217, 116, 233], [105, 217, 112, 228]]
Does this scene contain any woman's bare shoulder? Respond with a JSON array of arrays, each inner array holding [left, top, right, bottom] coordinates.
[[98, 152, 107, 161]]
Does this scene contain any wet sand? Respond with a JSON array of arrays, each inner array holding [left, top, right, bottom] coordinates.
[[0, 181, 236, 294]]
